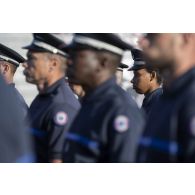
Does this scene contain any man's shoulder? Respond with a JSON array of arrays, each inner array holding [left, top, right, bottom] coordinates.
[[102, 84, 139, 113], [55, 82, 80, 104]]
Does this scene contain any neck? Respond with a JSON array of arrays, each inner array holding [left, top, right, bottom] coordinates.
[[4, 75, 13, 84], [37, 73, 65, 93], [145, 84, 160, 96]]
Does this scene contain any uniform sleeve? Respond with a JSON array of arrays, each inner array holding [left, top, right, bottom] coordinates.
[[107, 104, 144, 163], [47, 104, 76, 161], [180, 95, 195, 162]]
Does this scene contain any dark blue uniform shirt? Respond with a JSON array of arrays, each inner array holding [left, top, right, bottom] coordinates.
[[63, 77, 144, 163], [137, 67, 195, 162], [29, 78, 80, 162], [0, 76, 34, 163], [142, 88, 163, 115], [9, 83, 28, 119]]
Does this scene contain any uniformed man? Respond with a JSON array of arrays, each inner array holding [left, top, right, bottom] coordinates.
[[115, 63, 128, 85], [0, 43, 28, 118], [137, 33, 195, 162], [22, 33, 80, 163], [63, 33, 144, 163], [129, 48, 163, 115], [0, 74, 34, 162]]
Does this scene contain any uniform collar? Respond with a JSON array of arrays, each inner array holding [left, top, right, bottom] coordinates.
[[40, 77, 66, 95], [144, 88, 162, 102], [163, 67, 195, 96], [83, 77, 116, 102]]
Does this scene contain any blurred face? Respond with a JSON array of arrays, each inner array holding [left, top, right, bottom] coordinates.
[[131, 68, 151, 94], [23, 51, 51, 84], [139, 33, 181, 70], [67, 64, 79, 84], [68, 49, 100, 86]]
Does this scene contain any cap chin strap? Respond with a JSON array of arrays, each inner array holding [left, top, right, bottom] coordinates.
[[32, 40, 68, 57], [73, 35, 124, 55]]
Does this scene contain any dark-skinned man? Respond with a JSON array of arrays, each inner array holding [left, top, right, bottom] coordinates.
[[22, 33, 80, 163], [129, 48, 163, 115], [68, 62, 128, 104], [63, 33, 144, 163], [136, 33, 195, 162], [0, 43, 28, 118]]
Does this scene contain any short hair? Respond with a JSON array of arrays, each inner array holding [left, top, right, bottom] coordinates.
[[9, 63, 17, 74], [145, 66, 162, 85], [0, 60, 17, 75], [46, 53, 67, 72]]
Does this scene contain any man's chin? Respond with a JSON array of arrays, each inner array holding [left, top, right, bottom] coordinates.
[[133, 87, 143, 94], [26, 77, 36, 84], [68, 78, 81, 85]]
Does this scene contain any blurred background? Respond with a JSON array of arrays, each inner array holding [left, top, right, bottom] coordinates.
[[0, 33, 144, 106]]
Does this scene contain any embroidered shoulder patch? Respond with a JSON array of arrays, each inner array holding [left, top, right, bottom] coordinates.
[[54, 111, 68, 126], [114, 115, 129, 133]]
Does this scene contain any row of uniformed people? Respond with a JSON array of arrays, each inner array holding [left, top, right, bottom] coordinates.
[[21, 33, 144, 163], [0, 33, 144, 163], [1, 33, 195, 163]]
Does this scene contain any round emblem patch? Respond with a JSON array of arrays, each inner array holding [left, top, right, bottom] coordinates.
[[54, 112, 68, 126], [114, 115, 129, 133]]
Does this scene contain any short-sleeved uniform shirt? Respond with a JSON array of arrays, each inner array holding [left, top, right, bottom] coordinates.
[[137, 67, 195, 162], [0, 76, 34, 163], [142, 88, 163, 115], [29, 78, 80, 162], [63, 77, 144, 163]]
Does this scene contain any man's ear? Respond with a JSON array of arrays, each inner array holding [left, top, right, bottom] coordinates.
[[99, 52, 110, 69], [49, 55, 58, 72], [2, 63, 10, 74], [150, 71, 156, 81], [101, 57, 108, 68]]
